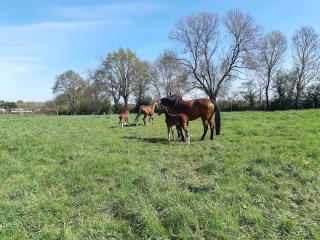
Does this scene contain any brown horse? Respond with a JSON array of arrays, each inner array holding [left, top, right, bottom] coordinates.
[[119, 110, 129, 128], [159, 105, 190, 144], [160, 97, 221, 140], [135, 102, 158, 126]]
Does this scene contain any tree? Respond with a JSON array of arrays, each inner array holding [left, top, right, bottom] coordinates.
[[52, 70, 86, 114], [304, 82, 320, 109], [292, 26, 320, 108], [0, 101, 17, 109], [170, 9, 259, 101], [102, 48, 140, 110], [257, 31, 287, 109], [90, 67, 121, 113], [133, 60, 151, 107], [273, 70, 296, 109], [88, 69, 116, 113], [152, 50, 191, 98], [240, 78, 258, 109], [80, 79, 111, 114]]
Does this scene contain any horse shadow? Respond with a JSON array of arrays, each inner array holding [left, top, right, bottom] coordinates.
[[122, 135, 169, 144], [108, 123, 138, 129]]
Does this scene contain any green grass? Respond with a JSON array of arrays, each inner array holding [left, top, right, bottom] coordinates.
[[0, 110, 319, 239]]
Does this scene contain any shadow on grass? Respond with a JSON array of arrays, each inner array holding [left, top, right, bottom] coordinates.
[[109, 123, 140, 129], [122, 135, 170, 144]]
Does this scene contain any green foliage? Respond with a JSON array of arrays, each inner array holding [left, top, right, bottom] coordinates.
[[53, 70, 86, 114], [0, 101, 17, 109], [0, 110, 319, 239]]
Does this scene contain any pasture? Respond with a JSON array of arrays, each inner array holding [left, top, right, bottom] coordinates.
[[0, 110, 319, 239]]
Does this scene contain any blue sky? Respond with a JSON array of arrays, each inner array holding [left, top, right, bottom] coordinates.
[[1, 0, 320, 101]]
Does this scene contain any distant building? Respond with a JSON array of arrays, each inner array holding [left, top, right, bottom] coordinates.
[[0, 108, 7, 114], [10, 108, 33, 114]]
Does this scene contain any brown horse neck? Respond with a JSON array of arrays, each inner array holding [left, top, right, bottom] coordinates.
[[151, 102, 157, 111]]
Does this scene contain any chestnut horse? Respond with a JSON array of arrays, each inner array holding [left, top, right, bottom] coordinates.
[[119, 110, 129, 128], [160, 98, 221, 140], [159, 105, 190, 144], [135, 102, 158, 126]]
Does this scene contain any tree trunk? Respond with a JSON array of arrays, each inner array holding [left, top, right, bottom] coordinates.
[[210, 91, 217, 102], [295, 90, 300, 109], [114, 100, 120, 113], [265, 87, 269, 110], [265, 72, 271, 111], [68, 94, 75, 115], [124, 96, 129, 110]]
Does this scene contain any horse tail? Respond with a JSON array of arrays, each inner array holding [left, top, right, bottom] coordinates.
[[213, 100, 221, 135]]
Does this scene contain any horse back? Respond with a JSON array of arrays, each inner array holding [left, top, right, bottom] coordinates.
[[181, 99, 214, 121]]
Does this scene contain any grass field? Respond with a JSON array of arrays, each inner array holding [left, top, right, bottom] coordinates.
[[0, 110, 319, 239]]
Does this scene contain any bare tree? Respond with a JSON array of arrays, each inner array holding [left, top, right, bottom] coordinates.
[[84, 71, 111, 114], [52, 70, 86, 114], [170, 9, 259, 101], [90, 68, 121, 113], [133, 60, 151, 107], [152, 50, 191, 98], [257, 31, 287, 109], [292, 26, 320, 108], [103, 48, 140, 110], [240, 78, 258, 109]]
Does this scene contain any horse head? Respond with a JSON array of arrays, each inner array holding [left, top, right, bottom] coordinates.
[[158, 102, 170, 115], [160, 97, 177, 107]]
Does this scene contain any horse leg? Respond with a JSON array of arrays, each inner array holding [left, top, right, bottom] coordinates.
[[184, 124, 190, 144], [180, 127, 185, 141], [208, 114, 214, 140], [167, 126, 171, 142], [143, 115, 147, 125], [176, 125, 181, 140], [151, 116, 154, 124], [200, 120, 209, 141], [178, 125, 184, 141], [171, 127, 174, 140]]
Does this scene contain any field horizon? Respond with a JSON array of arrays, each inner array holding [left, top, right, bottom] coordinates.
[[0, 110, 319, 239]]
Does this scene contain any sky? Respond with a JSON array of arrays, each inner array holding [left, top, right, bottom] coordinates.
[[1, 0, 320, 102]]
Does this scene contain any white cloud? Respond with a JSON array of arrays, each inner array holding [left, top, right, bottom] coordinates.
[[0, 56, 38, 62], [0, 20, 106, 35], [0, 2, 165, 101], [54, 2, 163, 20]]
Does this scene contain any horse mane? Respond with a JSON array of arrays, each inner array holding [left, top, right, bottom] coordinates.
[[161, 97, 179, 106]]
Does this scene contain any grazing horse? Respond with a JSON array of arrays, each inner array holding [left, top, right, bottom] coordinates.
[[160, 97, 221, 140], [159, 105, 190, 144], [119, 110, 129, 128], [135, 102, 158, 126]]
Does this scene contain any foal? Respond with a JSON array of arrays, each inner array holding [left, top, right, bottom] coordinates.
[[135, 102, 158, 126], [160, 105, 190, 144], [119, 110, 129, 128]]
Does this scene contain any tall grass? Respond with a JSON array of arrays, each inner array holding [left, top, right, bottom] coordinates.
[[0, 110, 319, 239]]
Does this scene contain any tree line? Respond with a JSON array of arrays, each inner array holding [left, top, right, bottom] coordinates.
[[46, 9, 320, 113]]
